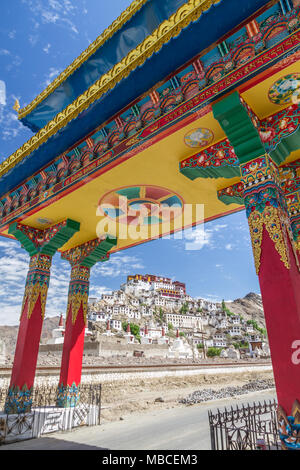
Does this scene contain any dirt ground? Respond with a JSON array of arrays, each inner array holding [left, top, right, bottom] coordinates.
[[99, 369, 275, 423]]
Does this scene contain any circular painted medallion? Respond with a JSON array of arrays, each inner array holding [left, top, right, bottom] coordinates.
[[268, 73, 300, 105], [184, 128, 214, 149], [98, 185, 183, 226]]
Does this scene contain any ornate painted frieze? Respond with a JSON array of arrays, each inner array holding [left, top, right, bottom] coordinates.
[[4, 385, 33, 415], [1, 5, 300, 220], [217, 182, 244, 205], [241, 154, 296, 274], [279, 160, 300, 247], [66, 265, 90, 325], [62, 236, 117, 324], [260, 103, 300, 157], [8, 220, 80, 320], [181, 102, 300, 180], [22, 253, 51, 320], [278, 400, 300, 450], [218, 156, 300, 250], [180, 139, 240, 179], [17, 3, 300, 123], [8, 219, 80, 257], [62, 238, 110, 267]]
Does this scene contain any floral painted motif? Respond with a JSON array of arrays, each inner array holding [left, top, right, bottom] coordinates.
[[268, 73, 300, 105], [56, 383, 80, 408], [184, 128, 214, 149], [21, 253, 52, 320], [66, 265, 90, 325], [4, 385, 33, 414], [62, 237, 116, 324], [217, 182, 244, 205], [180, 139, 239, 179], [259, 104, 300, 154], [241, 155, 296, 274]]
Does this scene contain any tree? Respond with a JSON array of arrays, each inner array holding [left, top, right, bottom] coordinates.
[[159, 307, 164, 324], [222, 300, 234, 317], [246, 319, 267, 337], [122, 322, 140, 337], [207, 347, 222, 357], [130, 323, 140, 337], [180, 302, 188, 314]]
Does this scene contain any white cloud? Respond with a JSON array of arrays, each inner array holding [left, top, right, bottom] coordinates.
[[43, 43, 51, 54], [22, 0, 80, 35], [5, 55, 22, 72], [29, 34, 39, 46], [0, 84, 23, 145], [225, 243, 233, 250], [0, 49, 10, 56], [210, 224, 228, 232], [92, 254, 145, 279], [0, 109, 25, 142], [183, 226, 213, 251], [0, 81, 6, 106], [8, 30, 16, 39]]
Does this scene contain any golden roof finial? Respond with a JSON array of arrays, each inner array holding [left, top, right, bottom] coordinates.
[[13, 99, 20, 112]]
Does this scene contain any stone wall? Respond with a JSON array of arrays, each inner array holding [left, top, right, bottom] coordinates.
[[0, 339, 6, 365], [39, 339, 169, 359], [0, 364, 273, 389]]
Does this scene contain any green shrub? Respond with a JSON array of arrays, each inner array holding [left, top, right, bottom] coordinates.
[[122, 322, 140, 337], [207, 347, 222, 357]]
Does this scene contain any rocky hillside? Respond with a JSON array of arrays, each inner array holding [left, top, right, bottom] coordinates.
[[225, 293, 266, 329], [0, 316, 61, 358]]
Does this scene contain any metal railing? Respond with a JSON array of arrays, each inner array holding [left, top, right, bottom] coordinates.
[[0, 383, 102, 445], [208, 400, 282, 450]]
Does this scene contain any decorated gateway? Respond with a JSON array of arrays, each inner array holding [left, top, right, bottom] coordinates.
[[1, 0, 300, 448]]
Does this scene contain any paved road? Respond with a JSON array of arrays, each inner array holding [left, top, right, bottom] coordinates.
[[0, 389, 276, 451]]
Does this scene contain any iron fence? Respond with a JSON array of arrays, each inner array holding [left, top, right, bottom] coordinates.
[[208, 400, 282, 450], [0, 383, 102, 445]]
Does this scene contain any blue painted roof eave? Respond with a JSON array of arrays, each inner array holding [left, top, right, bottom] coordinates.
[[0, 0, 272, 198]]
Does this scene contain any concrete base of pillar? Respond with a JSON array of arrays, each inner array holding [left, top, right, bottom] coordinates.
[[0, 404, 100, 444]]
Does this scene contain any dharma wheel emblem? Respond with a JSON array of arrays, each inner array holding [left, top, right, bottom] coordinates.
[[268, 73, 300, 105], [98, 185, 183, 226]]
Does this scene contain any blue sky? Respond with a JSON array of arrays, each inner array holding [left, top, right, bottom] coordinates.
[[0, 0, 260, 325]]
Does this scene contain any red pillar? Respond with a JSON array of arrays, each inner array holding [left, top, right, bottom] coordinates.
[[258, 226, 300, 413], [4, 254, 51, 414], [241, 154, 300, 418], [54, 236, 116, 406], [55, 235, 117, 407], [4, 219, 80, 414], [56, 265, 90, 407]]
